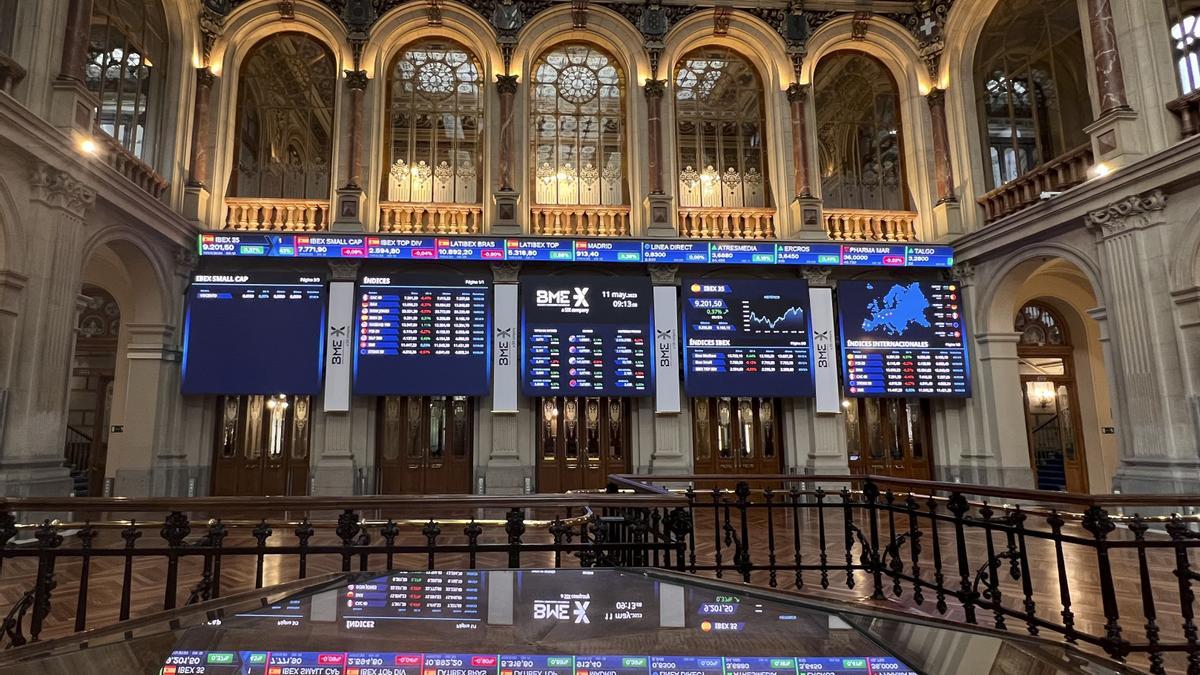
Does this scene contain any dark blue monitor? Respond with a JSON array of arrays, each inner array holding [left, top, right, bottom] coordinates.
[[682, 279, 814, 397], [352, 274, 491, 396], [181, 272, 326, 395], [837, 280, 971, 397], [520, 276, 653, 397]]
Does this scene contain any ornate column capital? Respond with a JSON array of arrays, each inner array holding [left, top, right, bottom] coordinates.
[[496, 73, 519, 94], [30, 162, 95, 218], [925, 86, 945, 107], [173, 246, 199, 280], [950, 262, 975, 285], [195, 66, 215, 89], [344, 69, 368, 91], [648, 263, 678, 285], [490, 261, 521, 283], [801, 266, 831, 286], [329, 260, 360, 281], [786, 82, 808, 103], [643, 78, 666, 99], [1086, 189, 1167, 237]]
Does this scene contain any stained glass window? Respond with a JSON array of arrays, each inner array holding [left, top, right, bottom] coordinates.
[[530, 43, 626, 206], [86, 0, 167, 161], [228, 33, 336, 200], [975, 0, 1089, 188], [814, 52, 907, 211], [1015, 302, 1071, 347], [385, 40, 483, 204], [674, 47, 769, 208]]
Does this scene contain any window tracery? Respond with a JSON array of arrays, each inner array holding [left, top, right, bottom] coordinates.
[[228, 33, 336, 201], [530, 43, 626, 206], [1167, 2, 1200, 95], [674, 47, 769, 209], [386, 40, 483, 204], [1016, 302, 1071, 347], [86, 0, 167, 161]]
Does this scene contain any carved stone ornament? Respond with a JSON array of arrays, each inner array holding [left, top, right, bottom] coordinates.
[[30, 162, 96, 218], [786, 82, 808, 103], [496, 73, 519, 94], [174, 246, 199, 276], [850, 11, 872, 40], [490, 261, 522, 283], [198, 4, 225, 64], [643, 78, 665, 99], [344, 69, 368, 91], [951, 261, 975, 284], [329, 260, 360, 281], [801, 267, 831, 286], [648, 264, 678, 285], [571, 0, 588, 28], [196, 66, 215, 89], [278, 0, 295, 19], [638, 0, 668, 40], [713, 6, 731, 36], [1086, 189, 1167, 236], [427, 0, 443, 25]]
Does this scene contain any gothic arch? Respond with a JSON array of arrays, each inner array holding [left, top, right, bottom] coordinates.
[[804, 15, 936, 235]]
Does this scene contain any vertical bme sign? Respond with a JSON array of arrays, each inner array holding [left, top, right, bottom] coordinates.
[[652, 285, 680, 413], [324, 281, 354, 412], [492, 284, 519, 412]]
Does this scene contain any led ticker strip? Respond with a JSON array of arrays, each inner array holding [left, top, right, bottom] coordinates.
[[198, 233, 954, 268]]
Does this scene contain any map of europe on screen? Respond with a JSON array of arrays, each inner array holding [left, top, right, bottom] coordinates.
[[837, 280, 970, 397]]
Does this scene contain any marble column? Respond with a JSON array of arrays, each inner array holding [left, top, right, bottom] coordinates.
[[187, 68, 215, 188], [1086, 0, 1130, 116], [59, 0, 93, 81], [1087, 190, 1197, 493], [333, 70, 368, 230], [482, 261, 529, 493], [494, 74, 520, 230], [314, 260, 361, 495], [926, 88, 956, 204], [786, 83, 811, 199], [644, 80, 665, 195], [0, 163, 95, 496]]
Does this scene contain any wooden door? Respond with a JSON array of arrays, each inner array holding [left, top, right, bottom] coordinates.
[[846, 398, 933, 480], [1021, 376, 1088, 492], [377, 396, 473, 494], [212, 395, 311, 496], [691, 397, 784, 475], [86, 376, 113, 497], [537, 397, 631, 492]]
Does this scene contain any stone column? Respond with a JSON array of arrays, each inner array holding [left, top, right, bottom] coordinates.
[[787, 84, 822, 239], [481, 261, 529, 493], [0, 163, 95, 496], [644, 79, 673, 236], [313, 260, 361, 495], [1086, 0, 1130, 116], [926, 88, 955, 204], [50, 0, 100, 134], [183, 68, 216, 224], [494, 74, 521, 231], [1087, 191, 1198, 493], [333, 70, 368, 231], [645, 264, 688, 473], [796, 267, 849, 484]]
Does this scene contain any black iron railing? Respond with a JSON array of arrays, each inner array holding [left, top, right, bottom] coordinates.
[[609, 474, 1200, 675]]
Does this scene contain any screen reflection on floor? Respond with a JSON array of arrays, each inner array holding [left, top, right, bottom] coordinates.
[[159, 569, 917, 675]]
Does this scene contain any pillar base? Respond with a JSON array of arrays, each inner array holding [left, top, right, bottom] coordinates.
[[331, 186, 364, 232], [935, 462, 1035, 490], [493, 190, 521, 232], [0, 458, 73, 497], [791, 197, 826, 241], [182, 183, 211, 227], [932, 199, 962, 238], [49, 78, 98, 136], [1085, 108, 1145, 171], [645, 193, 674, 238], [1113, 456, 1200, 496], [312, 454, 356, 496]]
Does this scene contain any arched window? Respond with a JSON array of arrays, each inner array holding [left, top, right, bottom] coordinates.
[[86, 0, 168, 161], [975, 0, 1090, 189], [385, 40, 483, 205], [228, 33, 336, 201], [1167, 2, 1200, 94], [530, 43, 626, 206], [674, 47, 769, 209], [814, 52, 907, 211], [1015, 301, 1070, 347]]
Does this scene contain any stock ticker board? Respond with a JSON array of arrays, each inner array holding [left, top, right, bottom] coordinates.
[[181, 272, 326, 395], [352, 275, 491, 396], [197, 233, 954, 269], [837, 281, 970, 397], [520, 276, 653, 397], [681, 279, 815, 398]]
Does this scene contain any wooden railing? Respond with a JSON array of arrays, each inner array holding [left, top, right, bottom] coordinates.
[[1167, 89, 1200, 139], [379, 202, 483, 235], [978, 143, 1094, 223], [678, 206, 776, 239], [823, 209, 918, 242], [93, 132, 169, 200], [530, 205, 631, 236], [223, 198, 330, 231]]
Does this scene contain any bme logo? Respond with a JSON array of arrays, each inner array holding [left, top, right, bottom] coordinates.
[[329, 325, 346, 365], [532, 600, 590, 623], [495, 327, 512, 365], [536, 287, 590, 308]]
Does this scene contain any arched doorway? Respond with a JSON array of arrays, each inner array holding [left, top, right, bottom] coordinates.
[[67, 285, 119, 495], [1015, 301, 1088, 492]]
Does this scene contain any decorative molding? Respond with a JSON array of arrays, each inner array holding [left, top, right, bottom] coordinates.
[[951, 261, 975, 284], [344, 69, 368, 91], [571, 0, 587, 28], [1086, 189, 1168, 237], [30, 162, 95, 218], [198, 4, 225, 66], [427, 0, 444, 25], [648, 264, 678, 285], [278, 0, 295, 19], [800, 267, 831, 286], [713, 6, 732, 35], [643, 78, 665, 99], [195, 66, 215, 90], [329, 260, 360, 281], [174, 246, 199, 279], [850, 11, 872, 40], [490, 261, 521, 283], [496, 73, 519, 94], [786, 82, 808, 103]]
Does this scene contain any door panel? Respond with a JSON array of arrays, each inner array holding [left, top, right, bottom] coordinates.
[[846, 398, 933, 481], [537, 397, 630, 492], [691, 397, 784, 475], [212, 394, 311, 496], [1021, 377, 1088, 492], [377, 396, 473, 494]]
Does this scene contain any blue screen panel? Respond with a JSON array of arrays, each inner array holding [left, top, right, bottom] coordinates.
[[682, 279, 814, 398], [837, 280, 971, 398], [181, 273, 325, 395], [352, 274, 491, 396], [520, 276, 653, 397]]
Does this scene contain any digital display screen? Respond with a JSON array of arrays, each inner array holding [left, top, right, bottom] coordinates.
[[353, 275, 491, 396], [837, 280, 970, 397], [342, 571, 483, 625], [159, 651, 914, 675], [181, 273, 325, 395], [682, 280, 814, 397], [197, 234, 954, 269], [520, 276, 653, 397]]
